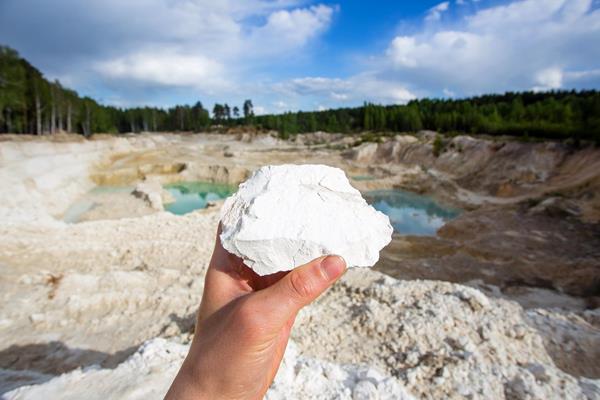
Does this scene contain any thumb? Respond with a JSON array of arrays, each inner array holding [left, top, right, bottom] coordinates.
[[253, 255, 346, 325]]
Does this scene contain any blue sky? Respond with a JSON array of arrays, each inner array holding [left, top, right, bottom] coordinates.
[[1, 0, 599, 114]]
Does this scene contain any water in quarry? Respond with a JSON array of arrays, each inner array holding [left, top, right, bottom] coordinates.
[[160, 185, 461, 237], [62, 182, 235, 222], [366, 189, 460, 236], [63, 182, 459, 236], [164, 182, 236, 215]]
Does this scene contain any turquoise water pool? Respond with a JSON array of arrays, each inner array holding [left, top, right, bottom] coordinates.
[[64, 183, 458, 235], [365, 190, 460, 236], [165, 185, 460, 234], [164, 182, 236, 215]]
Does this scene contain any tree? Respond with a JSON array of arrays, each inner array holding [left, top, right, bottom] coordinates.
[[307, 113, 318, 132], [34, 85, 42, 134], [224, 104, 231, 121], [213, 104, 225, 124], [363, 102, 372, 131], [80, 98, 93, 137], [191, 101, 210, 131], [243, 99, 254, 124], [325, 114, 339, 133], [405, 106, 422, 131]]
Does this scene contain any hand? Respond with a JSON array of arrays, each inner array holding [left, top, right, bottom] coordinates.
[[165, 226, 347, 400]]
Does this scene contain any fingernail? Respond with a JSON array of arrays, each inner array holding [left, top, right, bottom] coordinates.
[[320, 255, 346, 281]]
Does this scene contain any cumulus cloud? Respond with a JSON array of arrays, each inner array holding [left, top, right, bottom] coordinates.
[[92, 2, 334, 89], [258, 0, 599, 110], [95, 51, 228, 91], [250, 5, 333, 52], [0, 0, 335, 105], [383, 0, 600, 96]]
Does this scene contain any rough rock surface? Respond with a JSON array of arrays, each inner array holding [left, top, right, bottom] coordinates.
[[344, 133, 600, 222], [291, 270, 600, 399], [3, 339, 414, 400], [4, 271, 600, 399], [220, 164, 393, 275]]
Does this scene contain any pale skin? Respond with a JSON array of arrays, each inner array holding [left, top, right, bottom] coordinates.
[[165, 227, 347, 400]]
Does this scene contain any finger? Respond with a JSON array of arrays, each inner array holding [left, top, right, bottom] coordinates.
[[198, 225, 254, 321], [252, 255, 346, 325]]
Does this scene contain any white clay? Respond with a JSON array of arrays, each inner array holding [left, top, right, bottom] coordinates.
[[220, 164, 393, 275]]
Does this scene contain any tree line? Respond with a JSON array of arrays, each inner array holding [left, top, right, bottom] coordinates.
[[1, 45, 599, 142], [0, 46, 254, 135], [254, 92, 600, 142]]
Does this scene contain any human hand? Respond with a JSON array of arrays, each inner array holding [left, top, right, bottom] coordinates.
[[165, 226, 347, 400]]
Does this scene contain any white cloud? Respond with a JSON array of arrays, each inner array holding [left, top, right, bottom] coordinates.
[[250, 5, 333, 52], [566, 69, 600, 81], [387, 37, 420, 68], [426, 2, 450, 22], [0, 0, 336, 105], [533, 68, 563, 91], [88, 2, 336, 99], [95, 51, 228, 91], [331, 92, 349, 100], [388, 30, 490, 73], [383, 0, 600, 96]]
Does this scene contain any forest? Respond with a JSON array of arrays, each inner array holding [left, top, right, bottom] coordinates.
[[1, 45, 599, 142]]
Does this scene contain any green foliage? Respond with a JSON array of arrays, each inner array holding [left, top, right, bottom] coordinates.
[[255, 91, 600, 142], [278, 128, 289, 140]]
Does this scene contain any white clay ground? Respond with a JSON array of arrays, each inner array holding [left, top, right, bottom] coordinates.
[[0, 133, 599, 399]]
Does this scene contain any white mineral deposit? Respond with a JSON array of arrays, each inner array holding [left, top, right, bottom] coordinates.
[[220, 164, 393, 276]]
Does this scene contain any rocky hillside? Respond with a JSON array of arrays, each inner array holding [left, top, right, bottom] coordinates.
[[345, 133, 600, 222]]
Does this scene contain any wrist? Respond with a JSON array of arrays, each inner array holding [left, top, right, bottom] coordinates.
[[165, 359, 219, 400]]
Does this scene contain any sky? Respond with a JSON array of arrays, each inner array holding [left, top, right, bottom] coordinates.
[[1, 0, 600, 114]]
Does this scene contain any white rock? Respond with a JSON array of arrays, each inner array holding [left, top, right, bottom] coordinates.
[[220, 164, 393, 276], [131, 178, 175, 211], [3, 338, 413, 400]]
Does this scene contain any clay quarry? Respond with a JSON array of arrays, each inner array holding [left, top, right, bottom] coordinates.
[[0, 131, 599, 399]]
